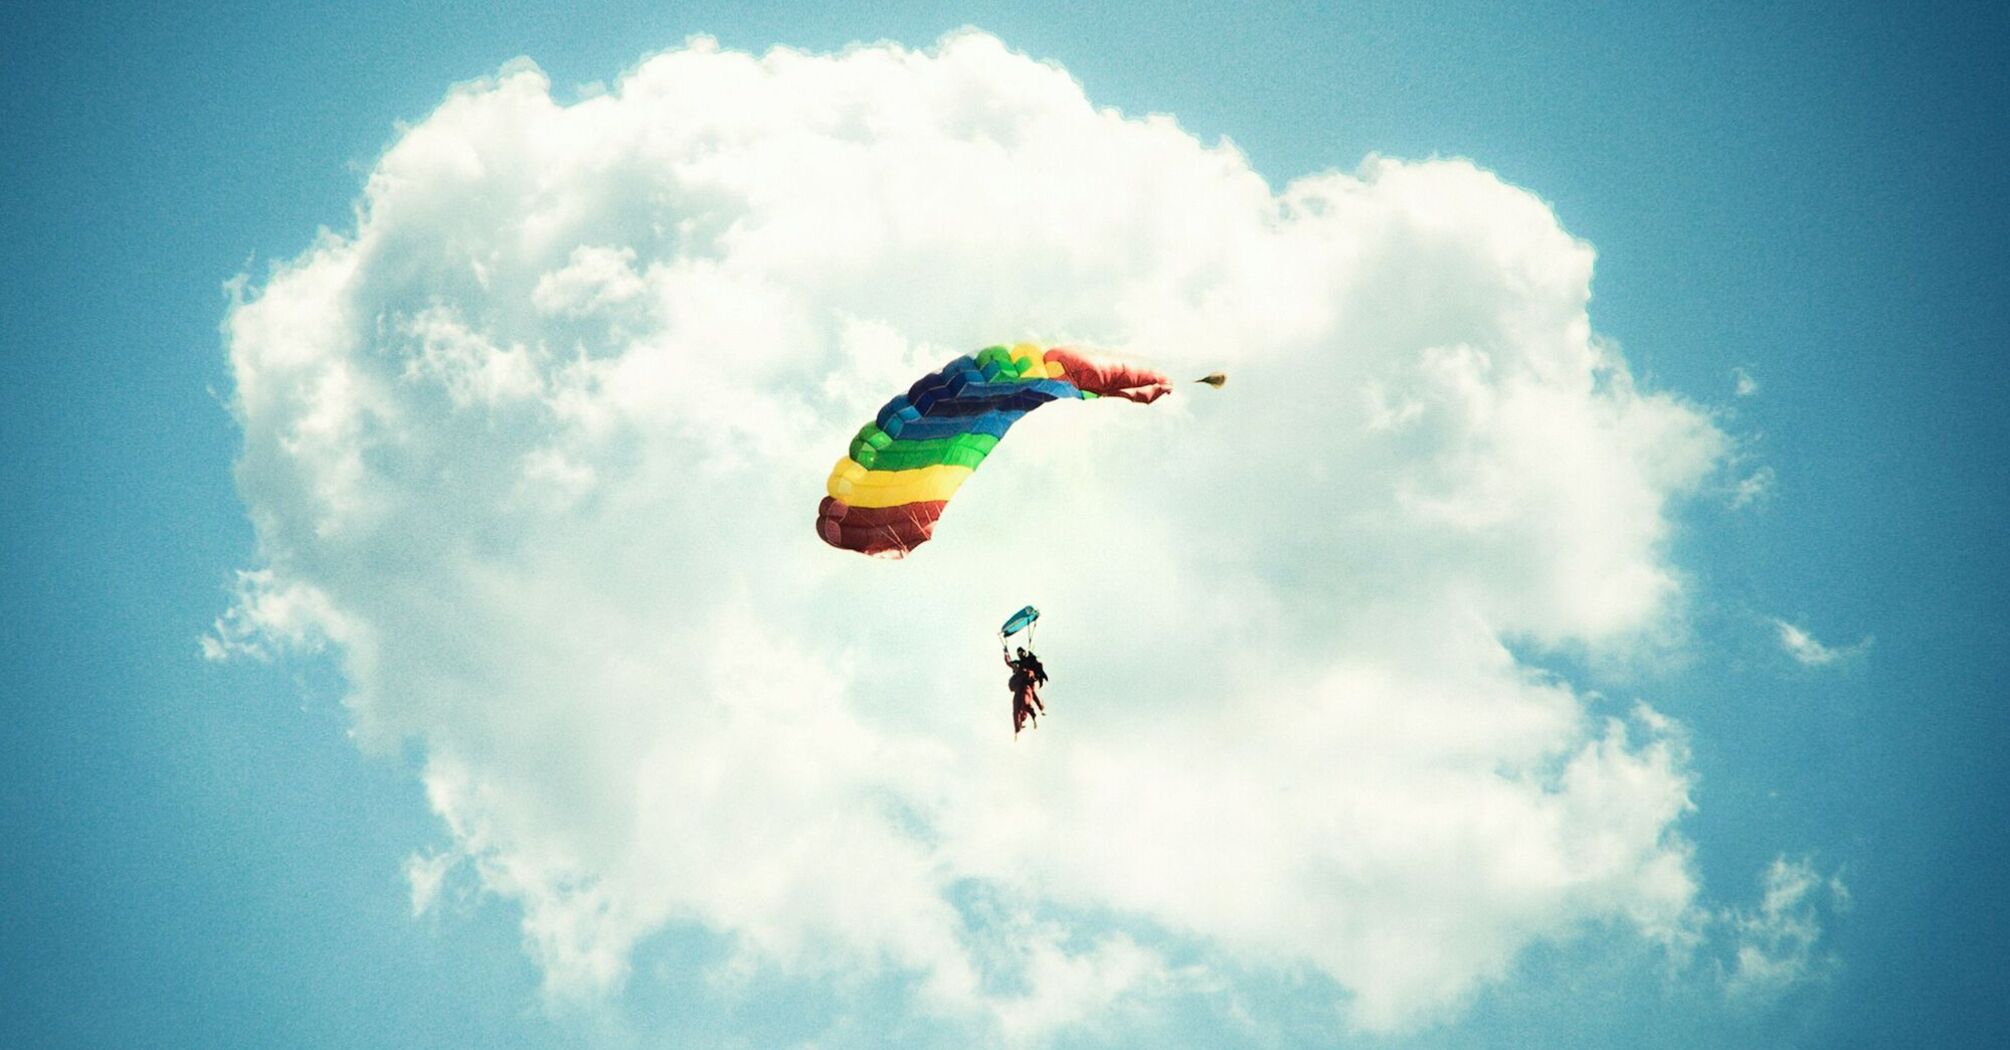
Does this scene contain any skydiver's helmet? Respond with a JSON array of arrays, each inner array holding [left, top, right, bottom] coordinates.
[[1016, 647, 1029, 660]]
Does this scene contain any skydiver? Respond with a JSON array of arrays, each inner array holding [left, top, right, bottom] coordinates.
[[1006, 646, 1048, 735], [1006, 650, 1035, 734]]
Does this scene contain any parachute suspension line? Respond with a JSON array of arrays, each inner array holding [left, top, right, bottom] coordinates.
[[999, 620, 1038, 653]]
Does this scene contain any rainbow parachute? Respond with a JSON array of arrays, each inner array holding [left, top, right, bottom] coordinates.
[[816, 343, 1174, 557]]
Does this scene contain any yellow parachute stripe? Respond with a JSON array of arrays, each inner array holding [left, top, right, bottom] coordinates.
[[825, 459, 975, 507]]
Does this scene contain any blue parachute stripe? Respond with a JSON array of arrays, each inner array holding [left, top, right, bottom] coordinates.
[[905, 356, 979, 404], [874, 397, 922, 431], [927, 383, 1077, 417], [895, 408, 1029, 441], [870, 357, 1086, 439]]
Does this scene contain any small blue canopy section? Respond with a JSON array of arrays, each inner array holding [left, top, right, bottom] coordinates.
[[1000, 605, 1039, 637]]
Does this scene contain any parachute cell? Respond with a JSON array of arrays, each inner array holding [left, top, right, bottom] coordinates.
[[815, 343, 1173, 557]]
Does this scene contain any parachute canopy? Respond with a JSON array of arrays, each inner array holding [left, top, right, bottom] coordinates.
[[1000, 605, 1039, 637], [816, 343, 1174, 557]]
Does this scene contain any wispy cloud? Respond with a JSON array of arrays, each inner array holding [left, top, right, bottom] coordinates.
[[1772, 618, 1871, 667], [403, 850, 456, 917], [216, 32, 1734, 1040], [1730, 466, 1775, 509], [1733, 366, 1760, 397], [1723, 856, 1848, 1002]]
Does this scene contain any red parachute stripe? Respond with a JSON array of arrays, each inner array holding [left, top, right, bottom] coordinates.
[[815, 497, 945, 558], [1047, 346, 1175, 404]]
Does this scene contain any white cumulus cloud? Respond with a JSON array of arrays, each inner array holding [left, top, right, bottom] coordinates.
[[216, 32, 1736, 1039]]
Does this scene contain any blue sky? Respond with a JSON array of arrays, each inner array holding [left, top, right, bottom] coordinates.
[[4, 2, 2007, 1047]]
